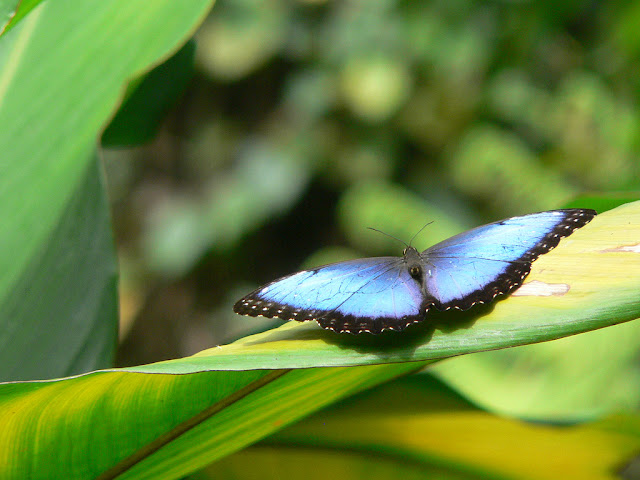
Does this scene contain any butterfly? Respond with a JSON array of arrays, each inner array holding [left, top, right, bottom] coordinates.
[[234, 209, 596, 334]]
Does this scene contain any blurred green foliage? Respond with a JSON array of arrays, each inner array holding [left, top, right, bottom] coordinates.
[[106, 0, 640, 418]]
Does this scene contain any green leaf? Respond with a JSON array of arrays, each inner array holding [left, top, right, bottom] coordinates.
[[0, 363, 427, 479], [1, 201, 637, 478], [0, 155, 118, 381], [432, 319, 640, 421], [0, 1, 17, 34], [0, 0, 213, 380], [211, 375, 640, 480], [0, 0, 37, 35]]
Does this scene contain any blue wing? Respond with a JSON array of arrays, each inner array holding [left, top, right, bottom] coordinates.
[[233, 257, 426, 334], [420, 209, 595, 310], [234, 208, 596, 334]]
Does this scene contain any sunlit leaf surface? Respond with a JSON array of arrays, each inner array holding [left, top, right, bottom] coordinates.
[[1, 201, 637, 478], [210, 375, 640, 480]]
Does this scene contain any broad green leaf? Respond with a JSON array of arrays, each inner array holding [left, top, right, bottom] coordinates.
[[0, 1, 16, 34], [0, 155, 118, 381], [0, 362, 427, 479], [1, 201, 638, 478], [431, 319, 640, 421], [210, 375, 640, 480], [0, 0, 212, 380]]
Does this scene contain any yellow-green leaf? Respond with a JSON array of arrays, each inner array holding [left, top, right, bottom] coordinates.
[[0, 363, 427, 479], [1, 201, 638, 478], [212, 375, 640, 480]]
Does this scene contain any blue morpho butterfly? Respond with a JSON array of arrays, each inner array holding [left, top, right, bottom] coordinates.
[[234, 209, 596, 334]]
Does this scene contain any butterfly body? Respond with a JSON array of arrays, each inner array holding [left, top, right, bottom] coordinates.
[[234, 209, 596, 334]]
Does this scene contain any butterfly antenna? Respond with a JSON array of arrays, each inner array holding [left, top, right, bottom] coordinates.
[[367, 227, 409, 248], [409, 221, 434, 246]]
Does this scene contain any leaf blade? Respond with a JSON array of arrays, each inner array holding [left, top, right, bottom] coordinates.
[[0, 363, 427, 479], [0, 0, 213, 380]]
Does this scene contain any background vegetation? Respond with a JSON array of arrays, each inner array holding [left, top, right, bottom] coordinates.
[[1, 0, 640, 478]]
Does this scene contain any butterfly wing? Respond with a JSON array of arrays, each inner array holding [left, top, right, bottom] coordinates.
[[234, 208, 596, 334], [421, 209, 596, 310], [233, 257, 427, 334]]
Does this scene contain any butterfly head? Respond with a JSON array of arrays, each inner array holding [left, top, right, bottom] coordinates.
[[403, 246, 423, 280]]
